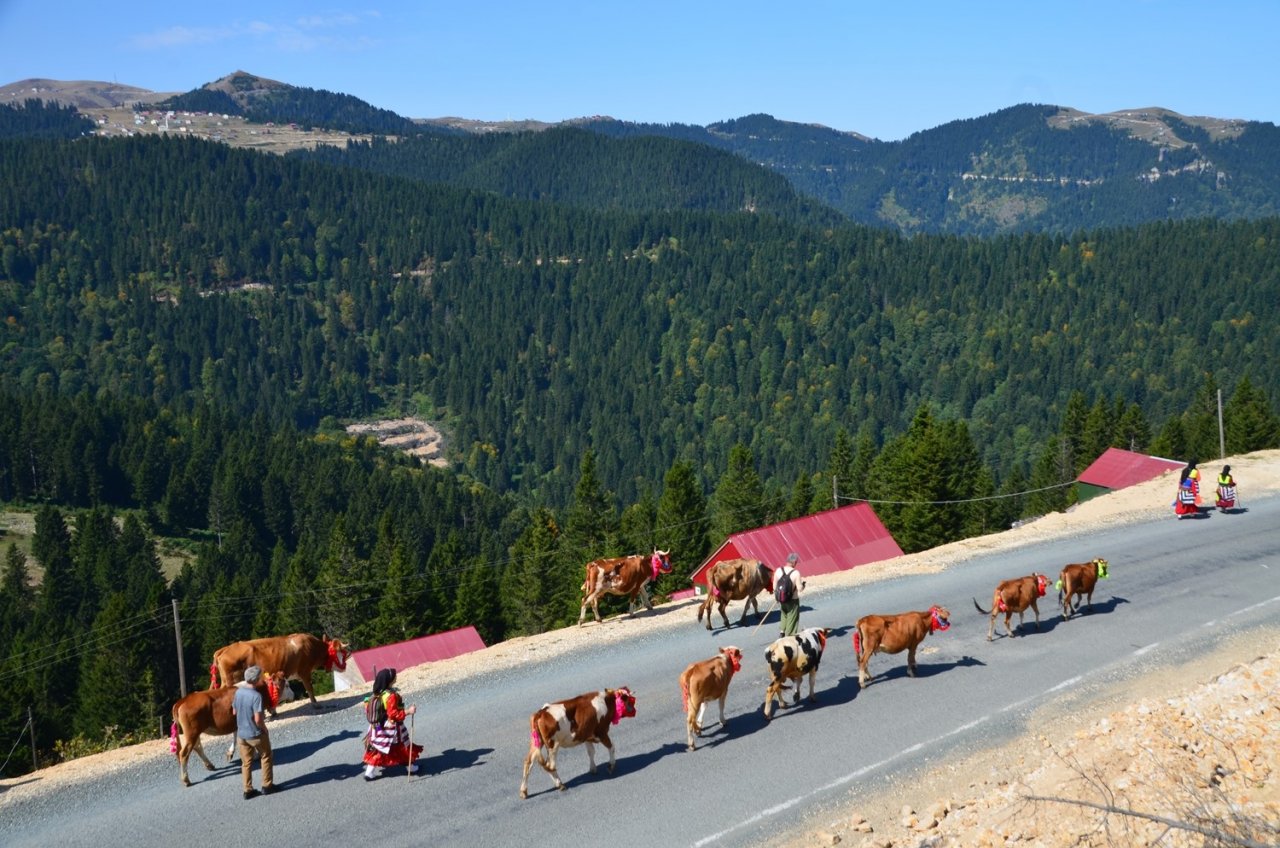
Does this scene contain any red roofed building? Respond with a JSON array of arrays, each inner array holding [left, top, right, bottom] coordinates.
[[1076, 447, 1184, 502], [334, 626, 486, 690], [688, 502, 903, 592]]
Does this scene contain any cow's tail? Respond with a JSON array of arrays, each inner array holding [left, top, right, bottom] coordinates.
[[972, 597, 991, 616], [680, 678, 690, 713], [852, 625, 863, 662], [580, 564, 598, 600], [169, 720, 180, 755], [529, 714, 549, 764], [208, 662, 220, 689]]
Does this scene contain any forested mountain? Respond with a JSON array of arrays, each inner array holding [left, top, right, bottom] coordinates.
[[0, 99, 93, 139], [155, 70, 440, 136], [295, 126, 843, 224], [3, 134, 1278, 504], [3, 121, 1280, 776], [577, 106, 1280, 235]]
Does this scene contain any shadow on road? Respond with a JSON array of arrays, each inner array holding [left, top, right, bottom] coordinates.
[[853, 653, 987, 689], [273, 729, 363, 767], [428, 746, 493, 775]]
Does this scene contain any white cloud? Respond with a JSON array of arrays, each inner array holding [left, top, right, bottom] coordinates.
[[129, 12, 380, 53]]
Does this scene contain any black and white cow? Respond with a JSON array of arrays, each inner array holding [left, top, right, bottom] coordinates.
[[762, 627, 830, 719]]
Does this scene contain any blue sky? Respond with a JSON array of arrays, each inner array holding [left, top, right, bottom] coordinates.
[[2, 0, 1277, 141]]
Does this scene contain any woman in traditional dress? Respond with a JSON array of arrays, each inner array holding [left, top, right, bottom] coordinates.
[[362, 668, 423, 780]]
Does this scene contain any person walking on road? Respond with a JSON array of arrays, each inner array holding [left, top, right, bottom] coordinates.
[[775, 552, 806, 637], [232, 664, 275, 799]]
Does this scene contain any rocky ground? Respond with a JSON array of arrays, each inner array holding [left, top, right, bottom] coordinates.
[[4, 451, 1278, 848]]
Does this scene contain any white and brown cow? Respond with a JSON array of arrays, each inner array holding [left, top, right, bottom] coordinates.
[[578, 549, 671, 625], [697, 558, 774, 631], [1056, 557, 1110, 620], [853, 606, 951, 688], [210, 633, 350, 708], [973, 574, 1049, 640], [678, 646, 742, 750], [762, 627, 830, 720], [170, 672, 287, 786], [519, 686, 637, 799]]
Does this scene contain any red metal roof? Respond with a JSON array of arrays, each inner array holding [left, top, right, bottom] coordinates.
[[347, 627, 486, 684], [1077, 447, 1184, 490], [689, 502, 902, 587]]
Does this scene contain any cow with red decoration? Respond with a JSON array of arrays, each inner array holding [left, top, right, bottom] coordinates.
[[209, 633, 350, 709], [763, 627, 830, 720], [679, 646, 742, 750], [519, 686, 637, 799], [973, 573, 1049, 640], [697, 558, 774, 631], [853, 606, 951, 688], [170, 671, 288, 786], [578, 549, 672, 625]]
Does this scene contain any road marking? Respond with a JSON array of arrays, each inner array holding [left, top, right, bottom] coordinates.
[[1047, 675, 1082, 693], [693, 595, 1280, 847]]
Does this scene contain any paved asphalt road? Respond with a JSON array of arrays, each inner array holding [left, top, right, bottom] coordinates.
[[3, 496, 1277, 848]]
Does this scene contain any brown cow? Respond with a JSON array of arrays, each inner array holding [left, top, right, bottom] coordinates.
[[763, 627, 829, 719], [210, 633, 351, 708], [170, 673, 287, 786], [1056, 557, 1110, 620], [853, 606, 951, 687], [697, 559, 774, 631], [973, 573, 1049, 640], [578, 549, 671, 625], [519, 686, 637, 799], [678, 646, 742, 750]]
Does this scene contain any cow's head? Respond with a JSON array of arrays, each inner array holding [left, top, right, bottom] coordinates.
[[760, 562, 774, 593], [325, 637, 352, 672], [265, 670, 297, 707], [1094, 558, 1110, 579], [650, 549, 672, 579], [610, 686, 637, 724], [720, 646, 743, 673], [929, 605, 952, 633]]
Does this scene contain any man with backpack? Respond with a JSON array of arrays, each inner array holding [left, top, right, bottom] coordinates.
[[775, 553, 806, 637]]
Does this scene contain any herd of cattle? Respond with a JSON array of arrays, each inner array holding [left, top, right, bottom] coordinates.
[[169, 553, 1110, 799]]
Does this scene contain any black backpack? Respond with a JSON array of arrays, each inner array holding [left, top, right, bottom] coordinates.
[[775, 568, 794, 604]]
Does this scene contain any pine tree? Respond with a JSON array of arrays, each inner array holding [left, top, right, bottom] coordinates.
[[449, 557, 502, 644], [314, 517, 369, 642], [828, 428, 854, 500], [656, 459, 710, 593], [373, 542, 422, 644], [1, 543, 35, 644], [1225, 376, 1280, 453], [75, 593, 150, 738], [711, 443, 767, 541], [499, 508, 561, 636]]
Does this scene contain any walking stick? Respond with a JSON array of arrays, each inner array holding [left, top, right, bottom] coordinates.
[[752, 595, 779, 636], [407, 710, 415, 782]]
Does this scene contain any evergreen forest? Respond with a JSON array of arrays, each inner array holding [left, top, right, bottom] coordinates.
[[1, 102, 1279, 775]]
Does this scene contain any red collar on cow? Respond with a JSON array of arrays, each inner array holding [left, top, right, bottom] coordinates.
[[266, 677, 281, 709], [1034, 574, 1048, 597], [1095, 558, 1110, 579], [612, 688, 636, 725], [929, 606, 950, 633], [650, 551, 671, 581], [814, 629, 828, 650], [325, 642, 346, 672]]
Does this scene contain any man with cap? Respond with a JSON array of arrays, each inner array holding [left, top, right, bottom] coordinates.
[[776, 553, 806, 637], [232, 664, 275, 799]]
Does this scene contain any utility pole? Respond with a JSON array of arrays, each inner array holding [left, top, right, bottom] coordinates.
[[173, 599, 187, 698], [832, 476, 838, 509], [28, 706, 38, 770], [1217, 389, 1226, 459]]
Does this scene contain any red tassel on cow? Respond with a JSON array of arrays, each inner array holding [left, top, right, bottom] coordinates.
[[169, 721, 179, 755]]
